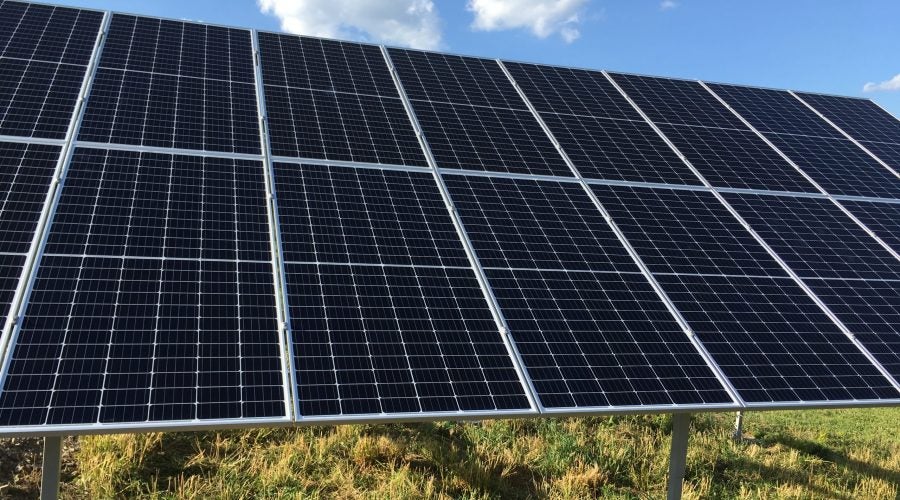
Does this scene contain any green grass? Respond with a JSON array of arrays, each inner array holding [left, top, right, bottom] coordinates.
[[3, 408, 899, 499]]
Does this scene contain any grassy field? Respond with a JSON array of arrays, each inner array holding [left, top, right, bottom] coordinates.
[[1, 408, 898, 499]]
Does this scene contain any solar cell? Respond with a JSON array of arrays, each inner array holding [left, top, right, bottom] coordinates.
[[858, 141, 900, 172], [706, 83, 842, 139], [657, 124, 817, 193], [0, 147, 286, 426], [610, 73, 746, 129], [443, 174, 734, 409], [591, 185, 787, 277], [388, 49, 570, 177], [840, 200, 900, 253], [657, 273, 897, 403], [723, 193, 900, 281], [257, 33, 426, 166], [78, 14, 261, 155], [796, 93, 900, 146], [765, 134, 900, 199]]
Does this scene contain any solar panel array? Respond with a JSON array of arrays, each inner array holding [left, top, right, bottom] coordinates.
[[1, 0, 899, 435]]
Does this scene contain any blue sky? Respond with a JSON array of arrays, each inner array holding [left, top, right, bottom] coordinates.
[[53, 0, 900, 116]]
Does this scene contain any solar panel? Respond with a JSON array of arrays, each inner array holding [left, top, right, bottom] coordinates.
[[606, 74, 819, 193], [589, 185, 896, 403], [78, 14, 261, 155], [443, 174, 733, 409], [705, 83, 842, 139], [656, 124, 816, 193], [0, 141, 59, 319], [387, 49, 570, 177], [840, 200, 900, 252], [657, 273, 897, 402], [272, 162, 531, 417], [610, 73, 747, 129], [0, 148, 287, 427], [724, 193, 900, 281], [795, 93, 900, 146], [500, 64, 700, 185], [857, 141, 900, 172], [765, 134, 900, 199], [258, 33, 426, 166], [0, 1, 101, 139]]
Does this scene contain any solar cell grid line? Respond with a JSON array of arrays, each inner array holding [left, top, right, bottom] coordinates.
[[77, 14, 262, 155], [723, 193, 900, 282], [256, 33, 427, 167], [442, 173, 738, 410], [384, 49, 571, 177], [705, 83, 845, 140], [497, 62, 702, 186], [794, 92, 900, 146], [0, 147, 289, 430]]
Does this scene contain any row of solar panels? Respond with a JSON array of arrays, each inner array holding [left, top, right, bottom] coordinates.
[[0, 0, 898, 435]]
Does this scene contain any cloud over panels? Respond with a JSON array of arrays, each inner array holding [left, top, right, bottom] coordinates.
[[863, 74, 900, 93], [257, 0, 442, 50], [467, 0, 589, 43]]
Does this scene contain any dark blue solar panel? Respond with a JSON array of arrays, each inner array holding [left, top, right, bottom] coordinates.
[[657, 273, 897, 403], [766, 134, 900, 199], [610, 73, 746, 129], [592, 185, 787, 277], [444, 174, 733, 409], [258, 33, 427, 166], [796, 93, 900, 146], [840, 200, 900, 253], [503, 62, 641, 120], [0, 147, 286, 426], [78, 14, 261, 155], [657, 124, 817, 193], [707, 83, 842, 139], [273, 163, 470, 267], [0, 59, 89, 140], [805, 278, 900, 381], [0, 1, 102, 65], [388, 49, 570, 177], [287, 262, 530, 416], [724, 193, 900, 281], [858, 141, 900, 173], [0, 141, 59, 320]]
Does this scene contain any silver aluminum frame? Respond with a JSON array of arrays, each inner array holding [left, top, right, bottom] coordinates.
[[497, 59, 745, 407], [73, 141, 265, 161], [0, 135, 65, 146], [381, 45, 543, 415], [251, 29, 297, 422], [0, 11, 109, 362]]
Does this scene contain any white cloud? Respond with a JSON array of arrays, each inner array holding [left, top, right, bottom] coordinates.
[[257, 0, 442, 50], [660, 0, 678, 10], [467, 0, 589, 43], [863, 74, 900, 93]]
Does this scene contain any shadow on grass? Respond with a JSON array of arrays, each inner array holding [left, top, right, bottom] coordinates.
[[771, 434, 900, 486]]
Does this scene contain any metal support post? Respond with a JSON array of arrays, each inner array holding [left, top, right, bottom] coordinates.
[[667, 413, 691, 500], [733, 411, 744, 441], [40, 436, 63, 500]]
